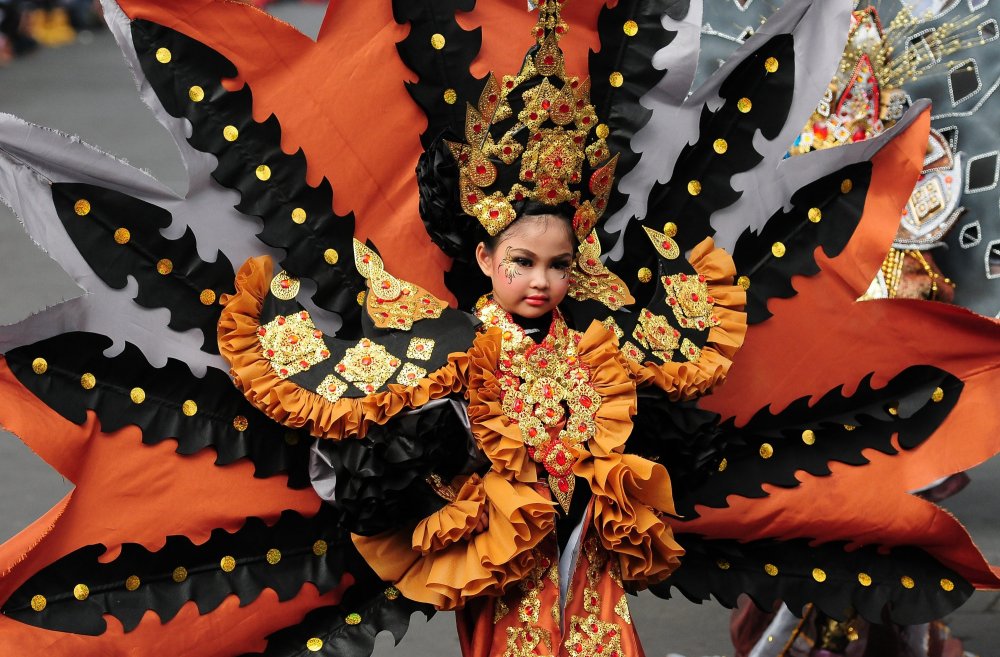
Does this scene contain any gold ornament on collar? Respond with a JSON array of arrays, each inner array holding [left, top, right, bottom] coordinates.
[[445, 0, 616, 241], [353, 240, 447, 330], [567, 231, 634, 310]]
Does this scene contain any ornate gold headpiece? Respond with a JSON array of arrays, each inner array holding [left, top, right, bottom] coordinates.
[[446, 0, 619, 241]]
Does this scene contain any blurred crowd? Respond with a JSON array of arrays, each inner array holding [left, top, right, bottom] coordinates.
[[0, 0, 103, 64]]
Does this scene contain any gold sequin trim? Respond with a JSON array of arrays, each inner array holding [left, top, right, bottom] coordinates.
[[266, 549, 281, 565], [596, 123, 610, 139], [199, 289, 217, 306], [31, 358, 47, 375], [384, 586, 400, 600], [443, 88, 457, 104], [172, 567, 188, 583], [901, 576, 915, 589], [614, 594, 632, 624], [130, 387, 146, 404], [717, 559, 731, 570], [256, 164, 271, 181], [80, 372, 96, 389], [155, 47, 171, 64], [181, 400, 197, 416], [220, 556, 236, 572], [291, 207, 307, 224], [270, 271, 301, 300], [713, 138, 728, 154], [223, 125, 239, 142], [430, 33, 445, 49], [940, 578, 955, 591], [74, 199, 91, 216], [125, 575, 141, 591], [858, 572, 872, 586], [637, 267, 652, 283], [737, 275, 750, 290], [718, 457, 728, 472], [737, 97, 752, 113], [345, 612, 362, 625], [30, 595, 46, 612], [764, 56, 779, 73], [802, 429, 816, 445], [812, 568, 827, 583], [323, 249, 339, 265], [771, 242, 786, 258], [188, 85, 205, 102], [841, 178, 853, 194], [759, 443, 774, 459], [764, 564, 779, 576], [931, 387, 944, 402], [233, 415, 249, 431], [623, 20, 638, 36], [73, 584, 89, 601], [609, 71, 623, 87], [259, 310, 330, 379], [114, 228, 131, 245], [687, 180, 702, 196], [156, 259, 173, 275], [313, 540, 328, 556], [306, 638, 323, 652], [808, 207, 822, 223], [663, 221, 678, 237]]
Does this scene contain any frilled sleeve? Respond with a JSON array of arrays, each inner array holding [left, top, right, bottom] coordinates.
[[628, 237, 747, 400], [218, 256, 469, 439]]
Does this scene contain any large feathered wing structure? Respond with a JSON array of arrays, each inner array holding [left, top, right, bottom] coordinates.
[[0, 1, 997, 656]]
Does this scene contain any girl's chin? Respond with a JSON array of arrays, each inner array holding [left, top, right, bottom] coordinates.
[[511, 302, 553, 318]]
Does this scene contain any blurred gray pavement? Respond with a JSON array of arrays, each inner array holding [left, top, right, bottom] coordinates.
[[0, 4, 997, 656]]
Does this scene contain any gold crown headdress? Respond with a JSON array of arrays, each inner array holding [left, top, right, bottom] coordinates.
[[446, 0, 619, 241]]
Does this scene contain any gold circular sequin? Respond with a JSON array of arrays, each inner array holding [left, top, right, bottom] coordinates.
[[189, 85, 205, 102], [844, 423, 857, 431], [223, 125, 239, 142], [156, 259, 173, 275], [812, 568, 827, 583], [637, 267, 653, 283], [764, 56, 779, 73], [737, 275, 750, 290], [155, 47, 172, 64], [256, 165, 272, 181], [306, 638, 323, 652], [596, 124, 610, 140], [764, 563, 778, 576], [384, 586, 400, 600], [443, 88, 457, 105], [430, 33, 446, 49], [357, 291, 366, 306], [266, 549, 282, 565], [172, 567, 188, 583], [609, 71, 624, 88], [284, 432, 300, 446], [858, 572, 872, 586], [737, 97, 752, 113], [323, 249, 339, 265], [30, 595, 46, 612], [940, 578, 955, 592], [931, 387, 944, 402], [687, 180, 702, 196], [623, 20, 638, 36], [200, 289, 217, 306], [841, 178, 853, 194], [182, 400, 198, 416], [808, 207, 822, 223], [771, 242, 786, 258], [220, 556, 236, 572], [313, 540, 329, 556], [73, 584, 90, 601], [901, 576, 915, 589], [887, 404, 899, 416], [717, 559, 731, 570], [801, 429, 816, 445], [31, 358, 48, 375], [663, 221, 678, 237], [291, 207, 307, 224], [130, 387, 146, 404], [718, 457, 728, 472], [759, 443, 774, 459], [345, 612, 362, 625], [74, 199, 91, 216], [114, 228, 131, 245], [233, 415, 249, 431], [125, 575, 141, 591], [713, 139, 728, 154], [80, 372, 96, 390]]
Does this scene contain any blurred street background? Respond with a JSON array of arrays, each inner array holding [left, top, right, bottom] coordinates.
[[0, 2, 997, 655]]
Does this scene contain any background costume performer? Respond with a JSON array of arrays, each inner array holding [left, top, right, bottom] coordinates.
[[0, 1, 998, 657]]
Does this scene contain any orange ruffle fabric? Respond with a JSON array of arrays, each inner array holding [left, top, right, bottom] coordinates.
[[218, 256, 469, 439], [630, 237, 747, 400]]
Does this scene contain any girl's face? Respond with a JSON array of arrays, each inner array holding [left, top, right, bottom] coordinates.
[[475, 214, 575, 318]]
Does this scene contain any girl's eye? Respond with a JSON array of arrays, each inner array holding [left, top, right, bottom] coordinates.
[[552, 261, 571, 271], [514, 258, 533, 267]]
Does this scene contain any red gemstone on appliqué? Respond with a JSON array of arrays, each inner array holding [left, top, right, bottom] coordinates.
[[257, 327, 266, 336], [558, 478, 570, 492], [467, 193, 478, 204], [476, 164, 487, 175], [541, 100, 551, 109], [556, 451, 566, 466], [559, 104, 570, 113], [277, 316, 286, 325]]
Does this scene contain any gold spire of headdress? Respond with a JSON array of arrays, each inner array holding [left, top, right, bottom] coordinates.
[[446, 0, 619, 241]]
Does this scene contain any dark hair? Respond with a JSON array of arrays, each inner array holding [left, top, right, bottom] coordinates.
[[482, 201, 577, 253]]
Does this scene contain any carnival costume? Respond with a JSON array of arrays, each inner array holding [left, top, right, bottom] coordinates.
[[0, 1, 999, 656]]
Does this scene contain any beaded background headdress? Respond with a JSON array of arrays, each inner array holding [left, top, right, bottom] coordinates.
[[446, 0, 619, 241]]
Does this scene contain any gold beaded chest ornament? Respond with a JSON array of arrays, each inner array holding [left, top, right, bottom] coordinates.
[[446, 0, 632, 310]]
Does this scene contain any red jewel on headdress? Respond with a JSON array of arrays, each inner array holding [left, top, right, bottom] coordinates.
[[476, 164, 486, 174], [467, 193, 478, 204]]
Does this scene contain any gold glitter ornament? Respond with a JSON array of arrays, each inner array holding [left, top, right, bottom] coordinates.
[[31, 358, 47, 374], [130, 387, 146, 404], [430, 33, 445, 49], [306, 638, 323, 652], [841, 178, 853, 193], [323, 249, 339, 265], [220, 556, 236, 572], [233, 415, 249, 431], [687, 180, 702, 196], [663, 222, 678, 237], [80, 372, 96, 389], [940, 578, 955, 591], [718, 458, 728, 472], [200, 289, 217, 306], [345, 613, 362, 625], [901, 576, 915, 589], [764, 56, 779, 72], [931, 387, 944, 402], [737, 97, 752, 113], [182, 400, 198, 416], [172, 567, 188, 583], [30, 595, 46, 612], [808, 207, 822, 223], [858, 572, 872, 586], [384, 586, 400, 600], [114, 228, 131, 245], [156, 259, 173, 275], [223, 125, 239, 142], [764, 564, 778, 576], [443, 88, 457, 104], [717, 559, 731, 570], [125, 575, 141, 591], [609, 71, 624, 87], [596, 123, 610, 139], [155, 47, 171, 64], [266, 549, 282, 565], [801, 429, 816, 445], [759, 443, 774, 459], [256, 165, 272, 181], [74, 199, 91, 216], [291, 207, 307, 224], [737, 275, 750, 290], [74, 584, 90, 601], [812, 568, 827, 583], [713, 139, 728, 154], [313, 540, 328, 556], [771, 242, 786, 258], [188, 85, 205, 102], [637, 267, 652, 283], [623, 20, 638, 36]]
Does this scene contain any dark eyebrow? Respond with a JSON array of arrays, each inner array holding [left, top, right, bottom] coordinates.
[[508, 248, 573, 260]]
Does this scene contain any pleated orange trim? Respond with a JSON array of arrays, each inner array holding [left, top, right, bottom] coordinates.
[[218, 256, 469, 439], [629, 237, 747, 401]]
